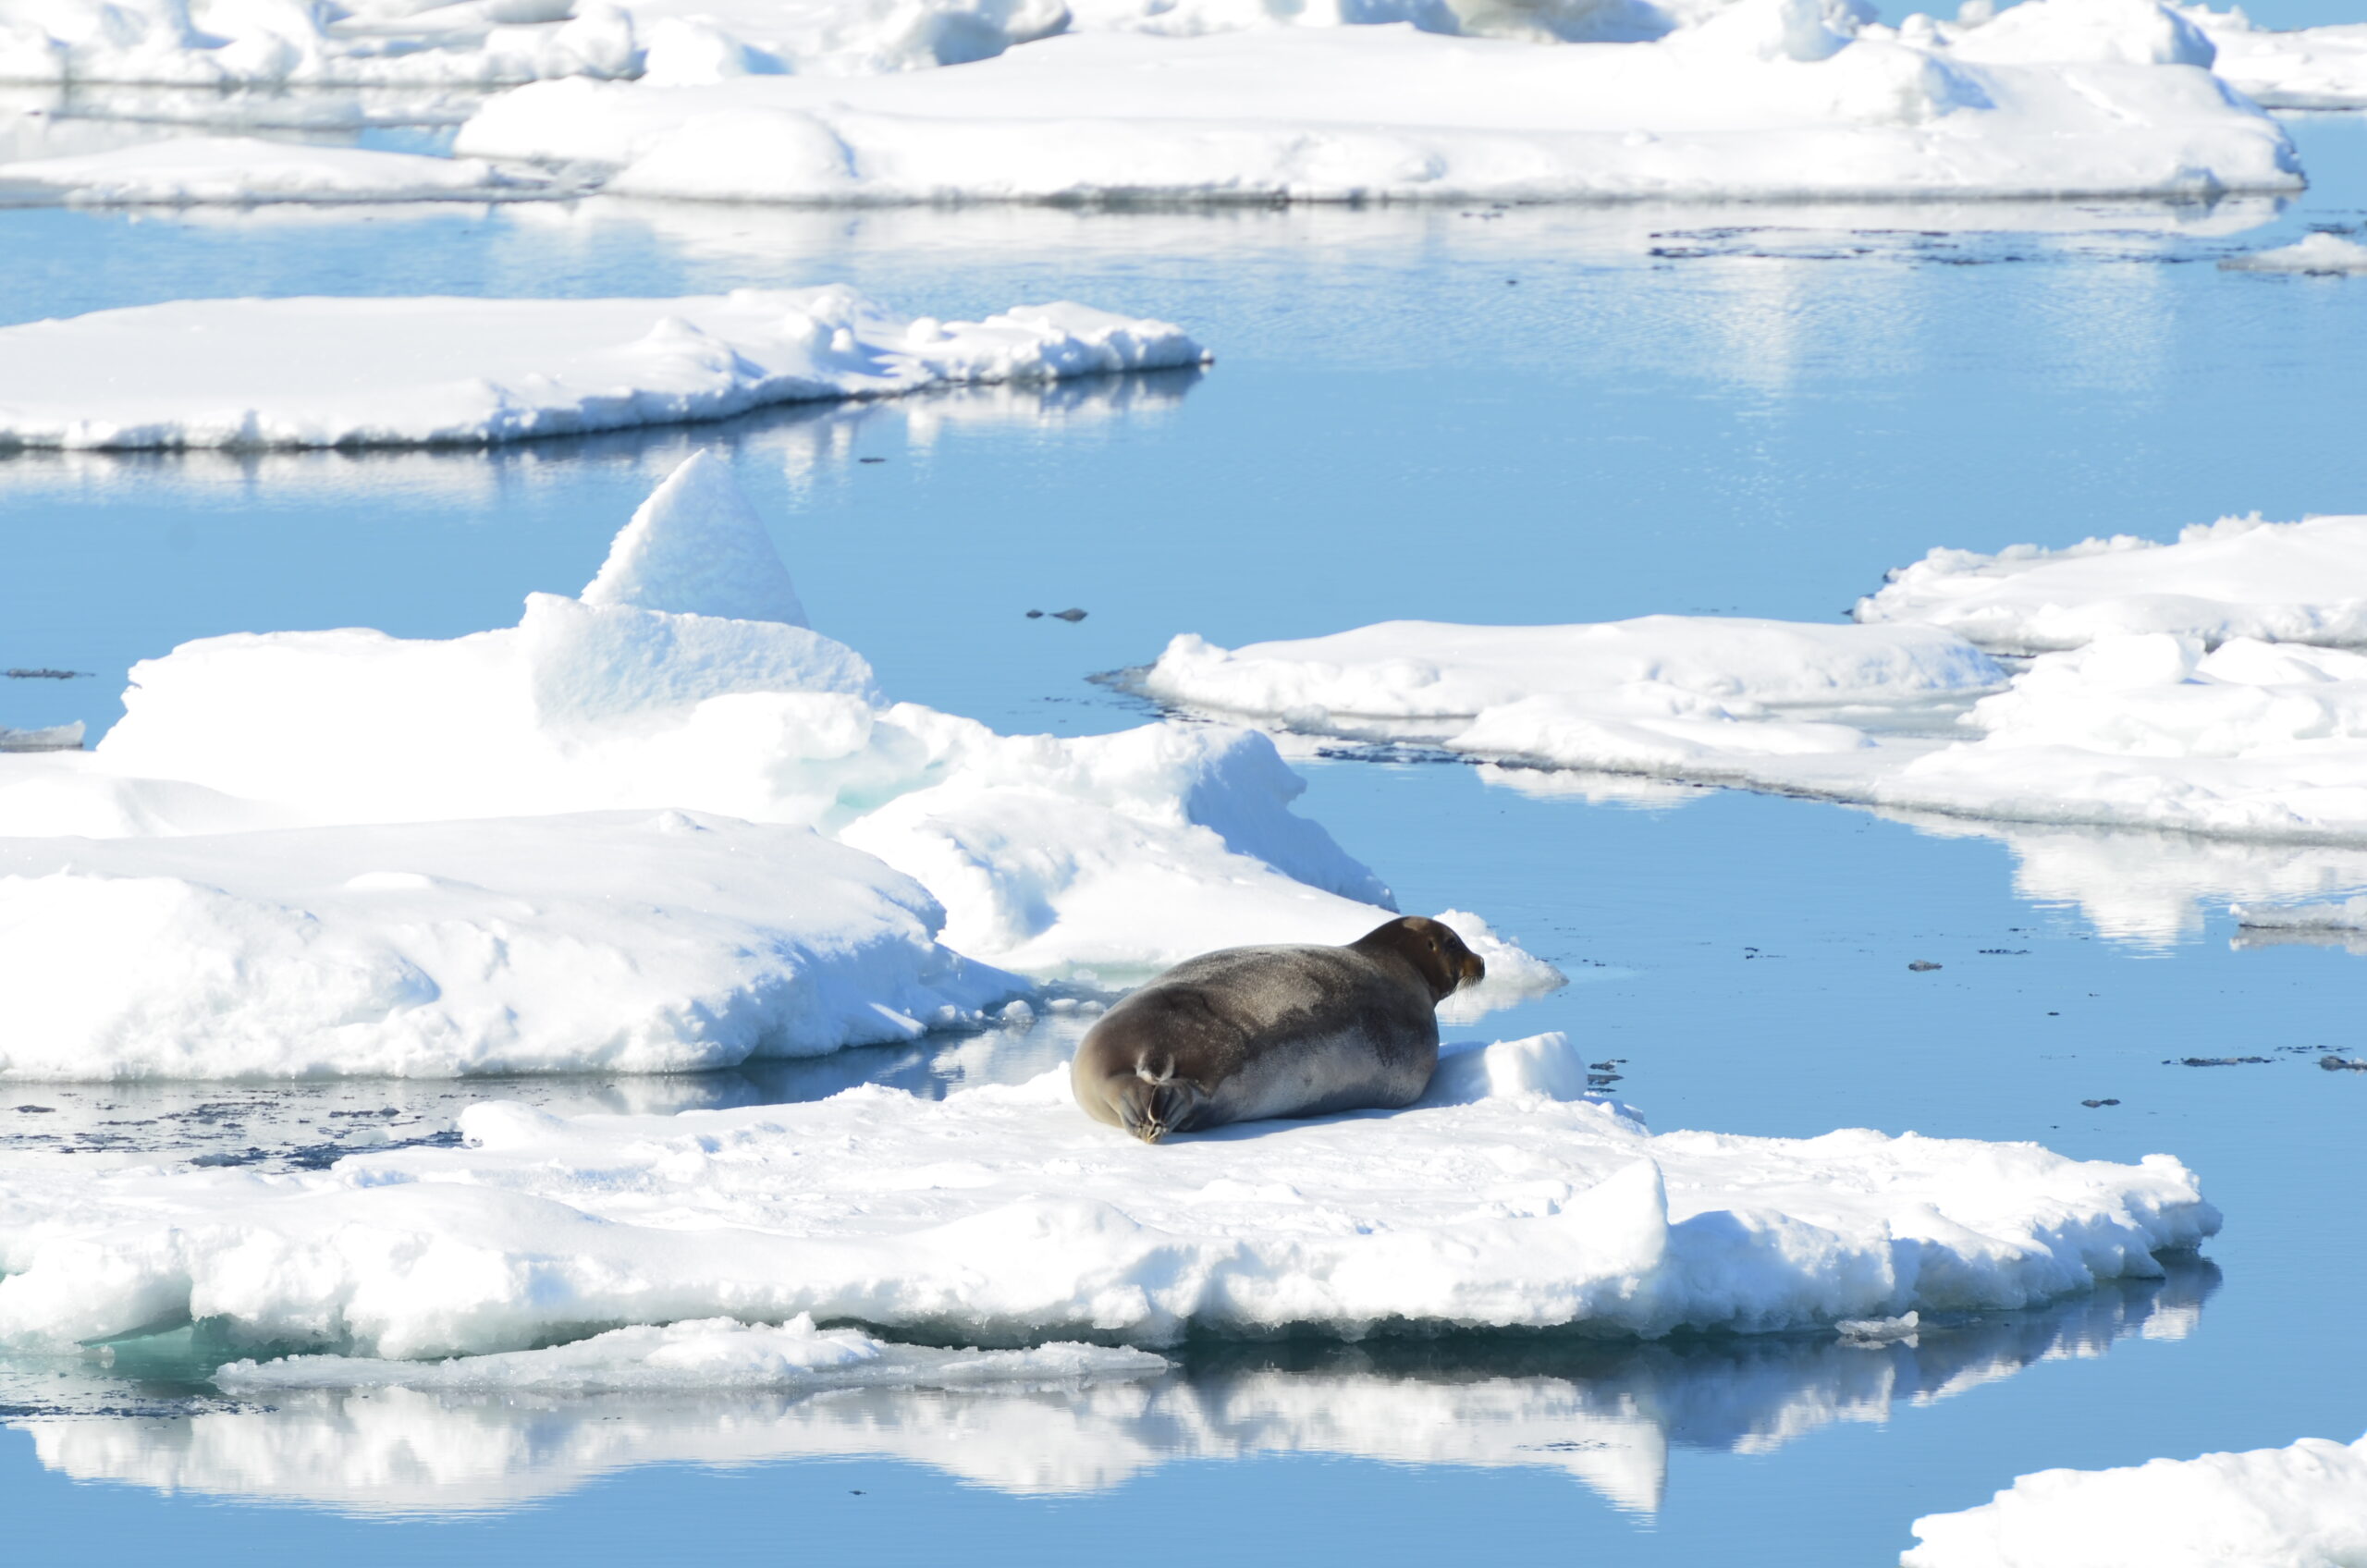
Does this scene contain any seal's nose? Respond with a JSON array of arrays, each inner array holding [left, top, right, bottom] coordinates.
[[1462, 951, 1487, 988]]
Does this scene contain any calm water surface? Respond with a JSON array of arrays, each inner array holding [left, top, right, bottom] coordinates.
[[3, 79, 2365, 1568]]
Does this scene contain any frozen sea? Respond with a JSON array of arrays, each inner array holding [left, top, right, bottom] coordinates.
[[6, 19, 2367, 1565]]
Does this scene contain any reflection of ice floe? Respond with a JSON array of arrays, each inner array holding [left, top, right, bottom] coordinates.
[[0, 1032, 2216, 1354], [1881, 812, 2367, 948], [1904, 1420, 2367, 1568], [6, 1258, 2216, 1516], [0, 285, 1207, 448]]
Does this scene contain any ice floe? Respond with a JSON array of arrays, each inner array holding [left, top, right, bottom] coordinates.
[[2179, 5, 2367, 108], [0, 1029, 2217, 1354], [452, 17, 2300, 204], [1903, 1431, 2367, 1568], [1, 1259, 2212, 1513], [0, 286, 1207, 449], [2224, 231, 2367, 276], [0, 133, 549, 203], [1858, 513, 2367, 654], [1147, 509, 2367, 845], [0, 453, 1564, 1075]]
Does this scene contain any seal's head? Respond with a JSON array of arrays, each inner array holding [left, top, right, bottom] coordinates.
[[1351, 915, 1485, 1004]]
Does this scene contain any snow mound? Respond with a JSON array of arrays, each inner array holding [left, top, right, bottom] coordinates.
[[1858, 513, 2367, 654], [0, 1051, 2218, 1354], [0, 286, 1209, 449], [0, 811, 1025, 1079], [1940, 0, 2214, 68], [1903, 1432, 2367, 1568], [2223, 232, 2367, 276], [581, 449, 809, 625], [0, 135, 548, 204], [2177, 6, 2367, 109], [216, 1314, 1164, 1393], [454, 22, 2299, 204]]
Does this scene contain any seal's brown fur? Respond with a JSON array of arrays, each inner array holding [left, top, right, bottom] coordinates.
[[1071, 916, 1485, 1143]]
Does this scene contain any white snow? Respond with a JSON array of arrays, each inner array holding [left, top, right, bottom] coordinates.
[[2224, 232, 2367, 276], [0, 134, 547, 203], [1903, 1432, 2367, 1568], [0, 1029, 2216, 1354], [1140, 617, 2008, 770], [1858, 513, 2367, 655], [453, 18, 2299, 204], [582, 450, 809, 626], [0, 812, 1026, 1079], [215, 1314, 1165, 1392], [2178, 5, 2367, 108], [0, 286, 1208, 449]]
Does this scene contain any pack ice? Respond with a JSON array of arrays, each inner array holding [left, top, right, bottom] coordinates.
[[0, 285, 1207, 449], [1145, 511, 2367, 844], [452, 3, 2300, 204], [0, 452, 1563, 1077], [0, 1032, 2217, 1354], [1903, 1431, 2367, 1568]]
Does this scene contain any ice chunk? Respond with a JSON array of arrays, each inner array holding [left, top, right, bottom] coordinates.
[[2223, 232, 2367, 276], [1858, 513, 2367, 654], [0, 1066, 2218, 1354], [0, 286, 1209, 449], [581, 451, 809, 626], [1903, 1432, 2367, 1568], [1943, 0, 2214, 68]]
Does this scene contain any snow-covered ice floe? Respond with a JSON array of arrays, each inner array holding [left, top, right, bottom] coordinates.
[[451, 8, 2300, 205], [0, 285, 1207, 449], [0, 134, 551, 204], [1858, 513, 2367, 655], [1, 1258, 2212, 1513], [1902, 1431, 2367, 1568], [2178, 5, 2367, 109], [0, 451, 1558, 1075], [1147, 512, 2367, 845], [0, 1030, 2217, 1354], [2222, 232, 2367, 277]]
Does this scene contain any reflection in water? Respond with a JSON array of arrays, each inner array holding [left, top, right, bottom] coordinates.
[[0, 370, 1204, 507], [1, 1259, 2216, 1517], [1885, 811, 2367, 948]]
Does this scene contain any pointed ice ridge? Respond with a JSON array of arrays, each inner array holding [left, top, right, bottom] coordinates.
[[582, 451, 809, 627]]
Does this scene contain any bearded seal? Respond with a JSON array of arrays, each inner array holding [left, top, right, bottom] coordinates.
[[1071, 915, 1486, 1143]]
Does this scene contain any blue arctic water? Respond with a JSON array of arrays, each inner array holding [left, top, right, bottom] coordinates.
[[4, 70, 2367, 1568]]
